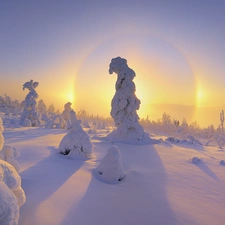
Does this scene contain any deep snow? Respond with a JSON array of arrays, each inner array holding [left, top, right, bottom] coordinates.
[[2, 125, 225, 225]]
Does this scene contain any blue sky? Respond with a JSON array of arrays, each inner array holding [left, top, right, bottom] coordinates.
[[0, 0, 225, 126]]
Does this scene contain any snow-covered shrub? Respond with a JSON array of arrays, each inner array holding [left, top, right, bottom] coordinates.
[[58, 110, 93, 159], [0, 159, 26, 225], [45, 114, 62, 129], [47, 103, 55, 115], [95, 146, 124, 184], [21, 118, 32, 127], [106, 57, 158, 144], [206, 134, 225, 148], [166, 136, 202, 146], [37, 99, 47, 117], [82, 119, 91, 128], [20, 80, 40, 127], [191, 157, 201, 164], [0, 146, 20, 172], [187, 135, 202, 145], [220, 160, 225, 166]]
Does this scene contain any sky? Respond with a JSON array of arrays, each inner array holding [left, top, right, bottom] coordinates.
[[0, 0, 225, 127]]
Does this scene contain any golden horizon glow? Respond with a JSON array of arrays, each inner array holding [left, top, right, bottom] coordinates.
[[196, 89, 204, 107]]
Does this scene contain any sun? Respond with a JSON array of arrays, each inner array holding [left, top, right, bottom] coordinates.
[[197, 89, 205, 107], [67, 90, 74, 103]]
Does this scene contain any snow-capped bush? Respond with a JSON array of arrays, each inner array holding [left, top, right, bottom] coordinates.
[[0, 145, 20, 172], [0, 159, 26, 225], [58, 110, 93, 159], [45, 114, 62, 129], [106, 57, 158, 144], [166, 136, 202, 145], [37, 99, 47, 116], [95, 146, 124, 184], [21, 118, 31, 127], [191, 157, 201, 164]]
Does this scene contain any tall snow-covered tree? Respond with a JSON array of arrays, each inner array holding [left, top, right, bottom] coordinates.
[[20, 80, 40, 127], [107, 57, 158, 144]]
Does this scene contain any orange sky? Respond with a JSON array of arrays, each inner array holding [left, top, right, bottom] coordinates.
[[0, 1, 225, 128]]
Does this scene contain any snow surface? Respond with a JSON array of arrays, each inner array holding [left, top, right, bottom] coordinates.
[[2, 124, 225, 225]]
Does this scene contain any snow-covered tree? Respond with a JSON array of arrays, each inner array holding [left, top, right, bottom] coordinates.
[[0, 159, 26, 225], [20, 80, 40, 127], [106, 57, 158, 144], [220, 110, 224, 134], [47, 104, 55, 115], [61, 102, 72, 128], [0, 118, 20, 172], [37, 99, 47, 116], [95, 146, 124, 184], [58, 110, 93, 158]]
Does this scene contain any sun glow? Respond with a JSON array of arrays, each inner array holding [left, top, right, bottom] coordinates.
[[196, 88, 205, 107], [67, 90, 74, 103]]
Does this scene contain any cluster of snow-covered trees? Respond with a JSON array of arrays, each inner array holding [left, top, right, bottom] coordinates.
[[0, 94, 21, 116], [1, 56, 225, 224]]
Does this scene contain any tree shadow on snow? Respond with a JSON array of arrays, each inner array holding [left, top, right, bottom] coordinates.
[[61, 144, 180, 225], [18, 146, 84, 225], [3, 127, 66, 144], [195, 161, 219, 180]]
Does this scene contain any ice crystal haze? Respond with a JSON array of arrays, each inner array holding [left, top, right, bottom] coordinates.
[[107, 57, 159, 144]]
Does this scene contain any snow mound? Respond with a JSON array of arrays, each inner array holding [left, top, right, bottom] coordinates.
[[58, 110, 93, 159], [0, 159, 26, 225], [106, 129, 160, 145], [21, 118, 31, 127], [0, 145, 20, 172], [166, 137, 202, 145], [220, 160, 225, 166], [190, 157, 201, 164], [94, 146, 124, 184]]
